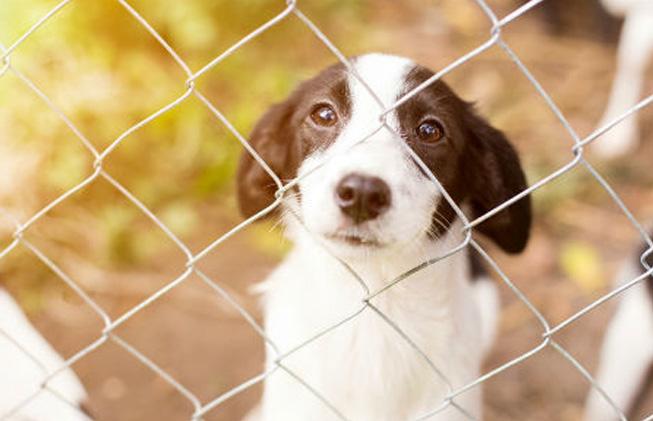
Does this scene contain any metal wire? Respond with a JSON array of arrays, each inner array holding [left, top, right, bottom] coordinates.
[[1, 0, 653, 420]]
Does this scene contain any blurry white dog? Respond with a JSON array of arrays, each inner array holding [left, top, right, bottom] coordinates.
[[584, 232, 653, 420], [0, 288, 90, 420], [594, 0, 653, 158], [238, 53, 532, 421]]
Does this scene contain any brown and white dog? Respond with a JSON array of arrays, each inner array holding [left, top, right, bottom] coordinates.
[[238, 53, 531, 421]]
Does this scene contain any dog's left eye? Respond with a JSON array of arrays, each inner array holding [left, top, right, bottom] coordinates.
[[416, 120, 445, 143], [310, 104, 338, 127]]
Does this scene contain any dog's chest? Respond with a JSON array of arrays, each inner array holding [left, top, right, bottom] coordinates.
[[260, 250, 481, 420]]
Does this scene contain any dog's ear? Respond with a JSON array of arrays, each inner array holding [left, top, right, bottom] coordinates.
[[237, 99, 298, 219], [463, 107, 532, 254]]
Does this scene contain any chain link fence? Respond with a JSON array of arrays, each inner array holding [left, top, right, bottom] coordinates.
[[1, 0, 653, 420]]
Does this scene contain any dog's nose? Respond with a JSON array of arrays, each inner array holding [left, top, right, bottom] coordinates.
[[335, 173, 391, 223]]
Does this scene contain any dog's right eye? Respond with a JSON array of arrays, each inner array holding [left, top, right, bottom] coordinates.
[[416, 119, 445, 143], [310, 104, 338, 127]]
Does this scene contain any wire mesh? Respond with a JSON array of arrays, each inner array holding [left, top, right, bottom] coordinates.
[[1, 0, 653, 420]]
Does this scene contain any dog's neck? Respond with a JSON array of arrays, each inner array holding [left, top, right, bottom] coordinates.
[[258, 216, 482, 419]]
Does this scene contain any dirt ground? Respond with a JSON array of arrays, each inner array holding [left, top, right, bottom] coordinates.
[[5, 1, 653, 420]]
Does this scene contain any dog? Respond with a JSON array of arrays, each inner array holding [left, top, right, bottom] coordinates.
[[593, 0, 653, 158], [584, 231, 653, 421], [238, 53, 532, 421], [523, 0, 652, 158], [0, 287, 90, 420]]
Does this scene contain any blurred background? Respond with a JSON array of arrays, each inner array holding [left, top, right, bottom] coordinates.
[[1, 0, 652, 420]]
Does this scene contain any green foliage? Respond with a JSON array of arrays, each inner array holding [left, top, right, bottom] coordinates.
[[0, 0, 366, 266]]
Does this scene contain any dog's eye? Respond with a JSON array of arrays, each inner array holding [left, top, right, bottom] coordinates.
[[310, 104, 338, 127], [416, 120, 445, 143]]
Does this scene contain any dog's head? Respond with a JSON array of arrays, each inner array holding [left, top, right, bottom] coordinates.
[[238, 54, 531, 256]]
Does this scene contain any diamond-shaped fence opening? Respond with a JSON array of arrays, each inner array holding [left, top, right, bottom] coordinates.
[[1, 0, 653, 420]]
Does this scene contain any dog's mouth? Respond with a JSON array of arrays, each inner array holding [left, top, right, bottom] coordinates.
[[325, 232, 382, 248]]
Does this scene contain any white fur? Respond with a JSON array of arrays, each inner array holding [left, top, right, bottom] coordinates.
[[254, 223, 487, 421], [594, 0, 653, 158], [0, 288, 88, 420], [601, 0, 651, 16], [584, 257, 653, 420], [247, 54, 498, 421], [473, 276, 500, 358]]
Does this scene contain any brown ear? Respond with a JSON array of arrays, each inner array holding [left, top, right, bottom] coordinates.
[[464, 108, 532, 254], [237, 100, 299, 219]]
